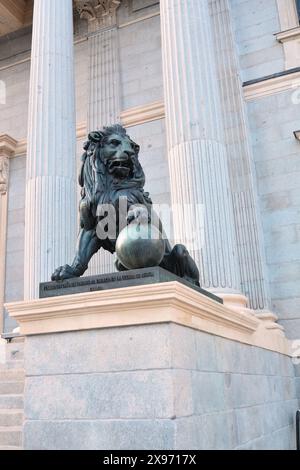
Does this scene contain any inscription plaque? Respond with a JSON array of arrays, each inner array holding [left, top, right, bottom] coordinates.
[[40, 267, 223, 303]]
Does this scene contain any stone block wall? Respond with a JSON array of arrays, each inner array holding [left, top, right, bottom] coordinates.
[[119, 11, 163, 110], [4, 156, 26, 332], [0, 28, 31, 139], [230, 0, 284, 81], [23, 323, 298, 450], [127, 119, 170, 206], [247, 89, 300, 338]]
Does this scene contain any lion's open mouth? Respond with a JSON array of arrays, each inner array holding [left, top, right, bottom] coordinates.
[[108, 159, 132, 178]]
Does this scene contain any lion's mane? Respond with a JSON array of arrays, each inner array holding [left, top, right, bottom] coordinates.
[[78, 124, 151, 230]]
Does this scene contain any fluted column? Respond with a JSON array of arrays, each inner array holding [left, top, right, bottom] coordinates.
[[0, 135, 16, 332], [160, 0, 241, 295], [24, 0, 77, 299], [209, 0, 271, 310], [76, 0, 121, 276]]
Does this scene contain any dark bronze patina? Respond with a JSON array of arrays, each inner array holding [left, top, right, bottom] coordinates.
[[51, 125, 200, 286]]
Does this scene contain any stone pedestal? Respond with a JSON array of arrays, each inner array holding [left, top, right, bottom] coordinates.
[[6, 282, 296, 450]]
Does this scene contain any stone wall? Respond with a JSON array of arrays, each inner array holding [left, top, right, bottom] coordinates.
[[119, 8, 163, 110], [127, 119, 170, 207], [230, 0, 284, 82], [4, 156, 26, 332], [23, 323, 298, 450], [247, 89, 300, 339], [0, 28, 31, 139]]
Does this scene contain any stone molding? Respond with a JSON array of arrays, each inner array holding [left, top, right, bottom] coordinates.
[[119, 10, 160, 29], [8, 103, 164, 164], [78, 100, 165, 134], [121, 100, 165, 127], [12, 101, 165, 159], [13, 123, 88, 158], [5, 281, 290, 355], [243, 70, 300, 100], [76, 122, 88, 140], [276, 26, 300, 43]]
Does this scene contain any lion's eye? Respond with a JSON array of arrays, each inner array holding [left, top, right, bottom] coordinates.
[[110, 140, 120, 147]]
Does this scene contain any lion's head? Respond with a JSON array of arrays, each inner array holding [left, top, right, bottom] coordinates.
[[79, 124, 147, 215], [81, 124, 145, 191], [100, 124, 141, 180]]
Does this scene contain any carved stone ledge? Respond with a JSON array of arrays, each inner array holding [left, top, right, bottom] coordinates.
[[0, 134, 17, 194], [5, 281, 291, 355], [75, 0, 121, 28]]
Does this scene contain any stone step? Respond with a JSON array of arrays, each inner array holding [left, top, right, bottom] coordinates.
[[0, 395, 24, 410], [0, 369, 25, 381], [0, 381, 24, 395], [0, 410, 23, 427], [0, 427, 22, 447]]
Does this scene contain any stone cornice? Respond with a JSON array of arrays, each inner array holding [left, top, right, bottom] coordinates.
[[5, 281, 291, 356], [121, 101, 165, 127], [12, 100, 166, 158], [0, 134, 18, 157], [243, 69, 300, 100], [276, 26, 300, 43]]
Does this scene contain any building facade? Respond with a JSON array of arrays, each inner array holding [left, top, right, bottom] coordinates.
[[0, 0, 299, 338], [0, 0, 300, 451]]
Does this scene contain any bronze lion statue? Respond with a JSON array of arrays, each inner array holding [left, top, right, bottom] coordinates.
[[51, 124, 200, 286]]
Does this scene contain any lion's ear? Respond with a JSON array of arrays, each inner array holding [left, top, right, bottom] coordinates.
[[88, 131, 103, 143], [134, 144, 140, 154]]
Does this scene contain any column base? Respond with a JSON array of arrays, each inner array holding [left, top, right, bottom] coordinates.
[[256, 310, 285, 337], [212, 290, 248, 313]]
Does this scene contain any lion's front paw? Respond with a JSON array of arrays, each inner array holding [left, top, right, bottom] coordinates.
[[51, 265, 78, 281]]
